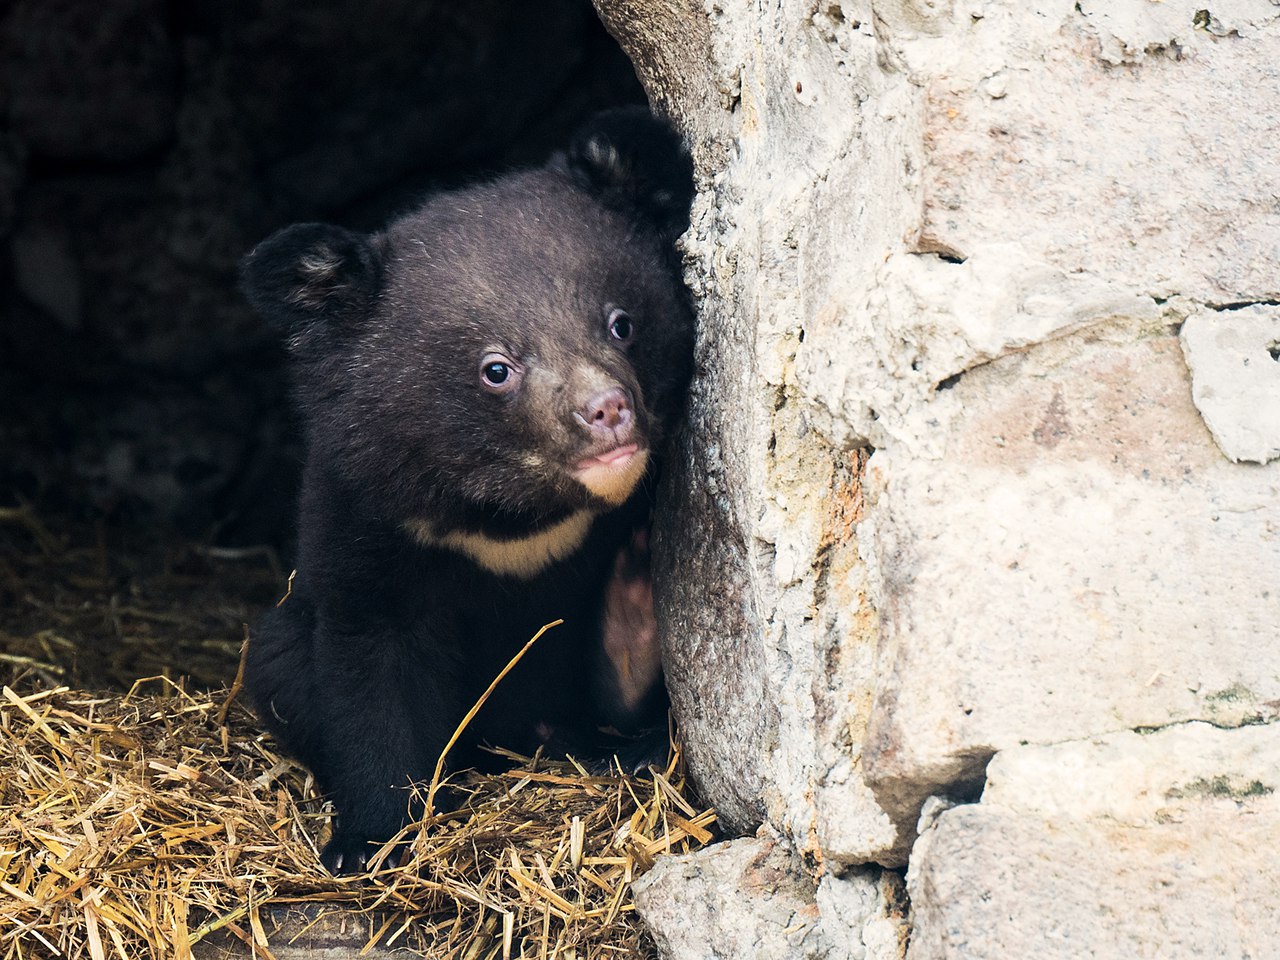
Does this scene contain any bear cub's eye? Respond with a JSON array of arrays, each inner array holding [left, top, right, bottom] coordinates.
[[479, 353, 522, 394], [607, 307, 634, 344]]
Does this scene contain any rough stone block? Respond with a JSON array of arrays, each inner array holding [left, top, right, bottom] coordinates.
[[634, 833, 902, 960], [917, 17, 1280, 302], [796, 243, 1160, 452], [907, 723, 1280, 960], [862, 331, 1280, 845], [910, 804, 1280, 960], [656, 417, 775, 834], [1180, 305, 1280, 464], [599, 1, 1280, 952], [982, 720, 1280, 821], [634, 835, 831, 960]]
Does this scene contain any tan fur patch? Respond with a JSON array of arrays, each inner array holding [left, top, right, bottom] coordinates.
[[574, 448, 649, 506], [404, 510, 596, 579]]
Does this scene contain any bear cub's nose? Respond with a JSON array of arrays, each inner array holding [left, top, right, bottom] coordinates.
[[581, 387, 635, 442]]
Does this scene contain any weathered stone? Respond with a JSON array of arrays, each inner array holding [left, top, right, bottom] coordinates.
[[1076, 0, 1280, 62], [910, 804, 1280, 960], [595, 4, 1280, 954], [655, 439, 774, 832], [908, 723, 1280, 959], [910, 14, 1280, 303], [635, 835, 831, 960], [634, 833, 901, 960], [1180, 305, 1280, 464], [818, 870, 910, 960], [982, 721, 1280, 822], [613, 0, 921, 867], [862, 330, 1280, 853], [586, 0, 735, 162], [796, 244, 1160, 452]]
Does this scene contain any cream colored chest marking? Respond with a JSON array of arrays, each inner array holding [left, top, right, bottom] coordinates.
[[404, 510, 596, 579]]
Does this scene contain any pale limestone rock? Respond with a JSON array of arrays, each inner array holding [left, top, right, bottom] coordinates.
[[862, 331, 1280, 850], [817, 870, 911, 960], [1180, 305, 1280, 464], [913, 20, 1280, 303], [1077, 0, 1280, 61], [983, 721, 1280, 822], [634, 833, 904, 960], [592, 0, 1280, 953], [909, 803, 1280, 960], [796, 244, 1159, 453], [640, 0, 920, 865], [633, 835, 832, 960], [908, 724, 1280, 959]]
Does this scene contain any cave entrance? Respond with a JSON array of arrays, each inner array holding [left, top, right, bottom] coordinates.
[[0, 11, 717, 957], [0, 0, 644, 693]]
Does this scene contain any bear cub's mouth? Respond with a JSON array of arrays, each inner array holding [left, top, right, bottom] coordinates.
[[571, 442, 649, 504], [575, 442, 640, 472]]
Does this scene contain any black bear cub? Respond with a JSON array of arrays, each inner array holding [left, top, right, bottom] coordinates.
[[240, 109, 695, 874]]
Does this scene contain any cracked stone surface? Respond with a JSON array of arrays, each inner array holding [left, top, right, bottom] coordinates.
[[862, 330, 1280, 854], [907, 6, 1280, 303], [593, 0, 1280, 953], [981, 721, 1280, 821], [634, 835, 832, 960], [634, 833, 905, 960], [908, 723, 1280, 959]]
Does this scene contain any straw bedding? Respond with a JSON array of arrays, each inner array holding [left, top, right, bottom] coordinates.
[[0, 509, 715, 958]]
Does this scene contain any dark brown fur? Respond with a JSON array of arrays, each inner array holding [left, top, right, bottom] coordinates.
[[240, 109, 694, 873]]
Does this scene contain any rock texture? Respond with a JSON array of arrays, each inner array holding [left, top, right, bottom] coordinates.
[[593, 0, 1280, 955], [908, 724, 1280, 959], [863, 328, 1280, 850], [1180, 305, 1280, 464], [634, 832, 908, 960]]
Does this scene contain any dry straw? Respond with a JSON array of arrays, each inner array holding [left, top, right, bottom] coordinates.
[[0, 509, 716, 959], [0, 677, 714, 959]]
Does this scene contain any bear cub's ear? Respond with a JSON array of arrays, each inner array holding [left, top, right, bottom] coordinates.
[[553, 106, 695, 244], [239, 223, 382, 348]]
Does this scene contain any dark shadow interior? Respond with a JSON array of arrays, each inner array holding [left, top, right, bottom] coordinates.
[[0, 0, 644, 690]]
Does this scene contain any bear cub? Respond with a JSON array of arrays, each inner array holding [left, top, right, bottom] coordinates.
[[240, 108, 695, 874]]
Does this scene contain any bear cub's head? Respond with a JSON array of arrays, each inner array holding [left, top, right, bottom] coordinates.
[[241, 109, 695, 562]]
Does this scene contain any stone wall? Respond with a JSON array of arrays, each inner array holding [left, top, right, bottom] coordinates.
[[595, 0, 1280, 955]]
